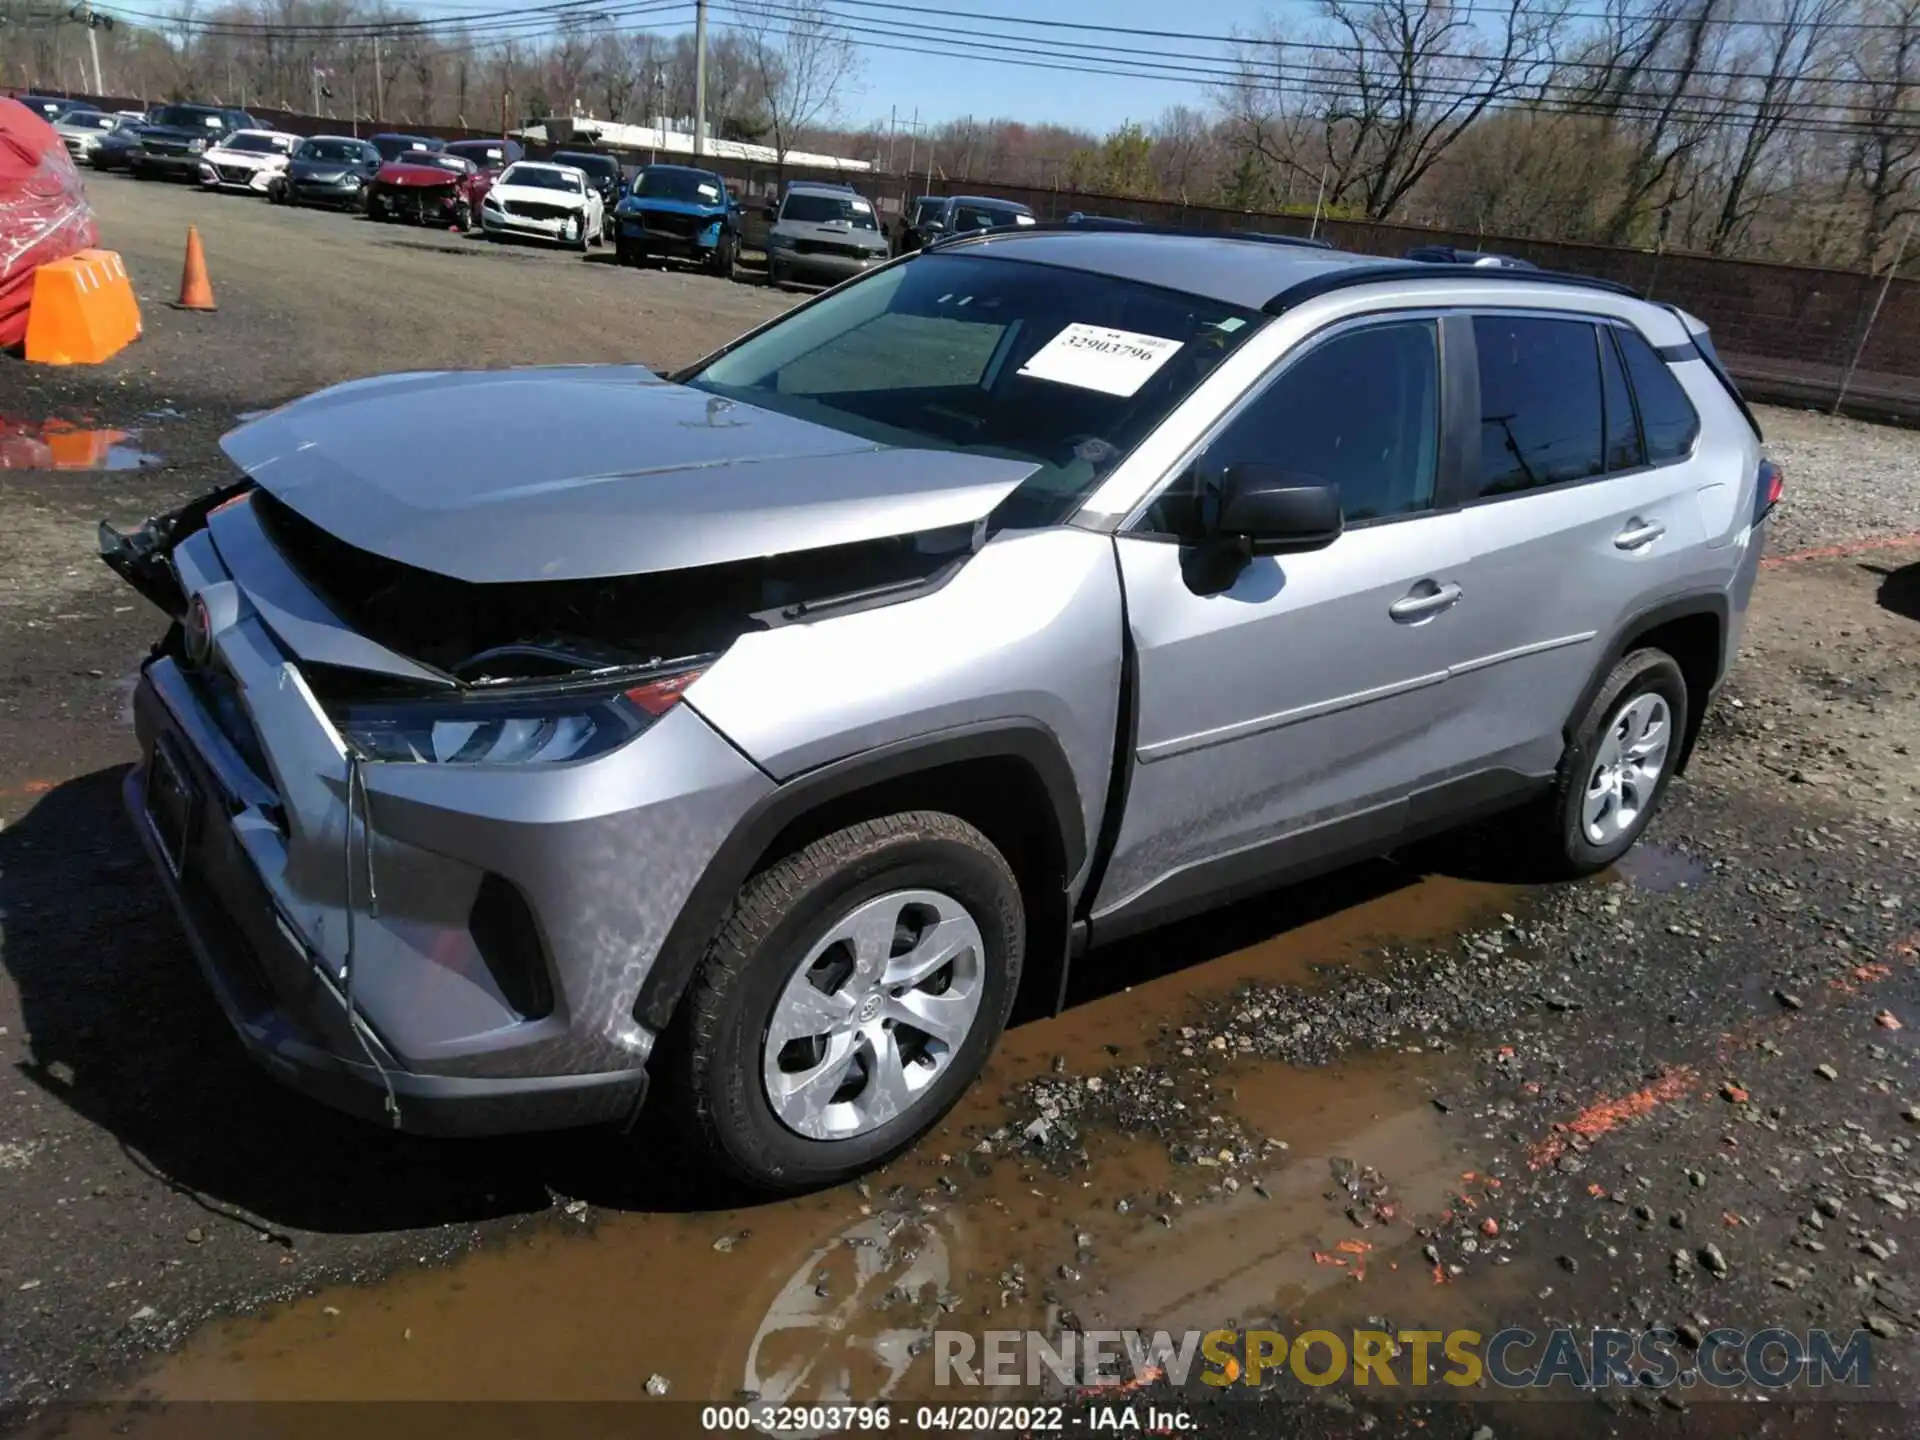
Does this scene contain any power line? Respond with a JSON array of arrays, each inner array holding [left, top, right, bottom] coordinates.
[[714, 0, 1920, 138]]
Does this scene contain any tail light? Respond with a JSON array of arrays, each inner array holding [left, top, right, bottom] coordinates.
[[1754, 459, 1784, 524]]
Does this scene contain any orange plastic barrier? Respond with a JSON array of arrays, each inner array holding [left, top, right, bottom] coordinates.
[[22, 248, 143, 365]]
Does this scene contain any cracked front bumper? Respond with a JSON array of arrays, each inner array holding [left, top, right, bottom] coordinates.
[[121, 497, 774, 1136]]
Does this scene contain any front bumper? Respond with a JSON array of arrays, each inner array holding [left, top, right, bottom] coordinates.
[[132, 150, 204, 176], [371, 187, 469, 224], [617, 213, 721, 256], [120, 497, 774, 1136], [200, 163, 279, 193], [768, 246, 886, 283], [290, 178, 367, 207], [482, 207, 587, 244]]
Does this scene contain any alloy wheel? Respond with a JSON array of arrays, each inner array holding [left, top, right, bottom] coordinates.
[[761, 889, 986, 1141], [1583, 691, 1672, 845]]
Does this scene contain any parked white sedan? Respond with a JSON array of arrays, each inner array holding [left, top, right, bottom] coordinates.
[[479, 161, 605, 251], [197, 129, 300, 194]]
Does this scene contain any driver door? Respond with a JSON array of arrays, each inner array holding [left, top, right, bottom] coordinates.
[[1089, 315, 1486, 931]]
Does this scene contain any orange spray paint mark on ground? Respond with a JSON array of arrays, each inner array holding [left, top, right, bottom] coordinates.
[[1528, 1068, 1697, 1170]]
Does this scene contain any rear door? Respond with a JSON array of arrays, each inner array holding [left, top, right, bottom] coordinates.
[[1446, 312, 1709, 779], [1090, 314, 1485, 928]]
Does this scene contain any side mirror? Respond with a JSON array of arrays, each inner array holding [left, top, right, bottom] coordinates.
[[762, 202, 778, 221], [1216, 464, 1343, 555]]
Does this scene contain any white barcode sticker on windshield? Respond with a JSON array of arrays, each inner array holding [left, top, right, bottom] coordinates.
[[1016, 323, 1184, 397]]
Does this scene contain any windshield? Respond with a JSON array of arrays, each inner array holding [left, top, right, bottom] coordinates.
[[634, 168, 724, 203], [225, 133, 289, 154], [391, 153, 467, 172], [781, 192, 878, 230], [298, 139, 365, 163], [447, 143, 509, 166], [501, 165, 581, 192], [555, 154, 618, 179], [149, 106, 227, 130], [685, 252, 1263, 529], [953, 203, 1023, 230], [66, 112, 116, 131], [912, 197, 945, 225]]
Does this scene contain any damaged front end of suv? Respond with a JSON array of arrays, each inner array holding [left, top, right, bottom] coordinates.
[[102, 363, 1038, 1139]]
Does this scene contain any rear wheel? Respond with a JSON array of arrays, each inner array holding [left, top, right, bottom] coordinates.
[[1525, 648, 1689, 878], [666, 812, 1023, 1192]]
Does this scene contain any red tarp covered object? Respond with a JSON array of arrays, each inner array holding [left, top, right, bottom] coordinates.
[[0, 97, 100, 351]]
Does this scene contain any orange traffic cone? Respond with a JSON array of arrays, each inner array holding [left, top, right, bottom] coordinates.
[[172, 226, 216, 312]]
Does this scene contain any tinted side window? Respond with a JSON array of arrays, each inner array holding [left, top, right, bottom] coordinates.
[[1145, 319, 1439, 536], [1600, 327, 1643, 472], [1473, 315, 1605, 496], [1615, 327, 1702, 462]]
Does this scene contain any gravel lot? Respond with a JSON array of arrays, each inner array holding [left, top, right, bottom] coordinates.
[[1761, 407, 1920, 555], [0, 173, 1917, 1439]]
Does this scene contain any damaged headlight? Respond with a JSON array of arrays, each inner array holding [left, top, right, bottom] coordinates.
[[330, 665, 705, 765]]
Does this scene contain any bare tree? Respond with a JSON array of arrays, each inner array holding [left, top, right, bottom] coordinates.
[[736, 0, 860, 173], [1845, 0, 1920, 267], [1704, 0, 1844, 251]]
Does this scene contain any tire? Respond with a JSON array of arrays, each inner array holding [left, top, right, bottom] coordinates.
[[666, 811, 1024, 1192], [452, 201, 472, 231], [709, 231, 737, 280], [1526, 648, 1690, 878]]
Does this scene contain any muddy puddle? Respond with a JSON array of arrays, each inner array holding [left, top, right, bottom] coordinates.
[[68, 872, 1535, 1420], [0, 417, 160, 472], [1612, 840, 1711, 894]]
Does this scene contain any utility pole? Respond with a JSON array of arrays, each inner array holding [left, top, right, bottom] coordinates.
[[373, 31, 383, 123], [312, 63, 321, 116], [692, 0, 708, 156], [887, 104, 896, 175], [70, 0, 105, 95]]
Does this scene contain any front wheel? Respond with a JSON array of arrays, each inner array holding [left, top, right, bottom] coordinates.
[[709, 231, 737, 280], [1526, 648, 1690, 878], [666, 811, 1024, 1192]]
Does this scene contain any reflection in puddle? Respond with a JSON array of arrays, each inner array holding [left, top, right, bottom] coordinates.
[[1612, 840, 1710, 893], [69, 872, 1527, 1421], [0, 417, 161, 472]]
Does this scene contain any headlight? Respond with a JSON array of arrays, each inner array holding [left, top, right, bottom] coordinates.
[[482, 193, 502, 209], [767, 232, 793, 249], [188, 138, 207, 153], [329, 665, 705, 765]]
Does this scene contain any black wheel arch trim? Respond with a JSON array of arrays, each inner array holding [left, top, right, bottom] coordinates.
[[1564, 591, 1727, 771], [633, 719, 1087, 1034]]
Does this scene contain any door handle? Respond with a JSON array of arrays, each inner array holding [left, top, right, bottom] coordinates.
[[1389, 581, 1464, 623], [1614, 519, 1667, 550]]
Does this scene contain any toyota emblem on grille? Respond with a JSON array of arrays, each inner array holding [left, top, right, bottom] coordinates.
[[184, 595, 212, 666]]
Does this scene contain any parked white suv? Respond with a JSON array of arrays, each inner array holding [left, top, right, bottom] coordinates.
[[103, 230, 1775, 1190]]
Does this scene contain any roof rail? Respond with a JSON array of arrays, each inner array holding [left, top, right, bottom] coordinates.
[[1263, 261, 1640, 314], [928, 219, 1343, 250]]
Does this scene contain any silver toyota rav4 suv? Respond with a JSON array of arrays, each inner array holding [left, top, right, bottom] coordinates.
[[104, 229, 1777, 1190]]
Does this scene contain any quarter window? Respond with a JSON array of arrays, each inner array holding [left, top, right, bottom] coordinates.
[[1615, 326, 1702, 462], [1473, 315, 1607, 496], [1600, 326, 1642, 473], [1144, 319, 1439, 536]]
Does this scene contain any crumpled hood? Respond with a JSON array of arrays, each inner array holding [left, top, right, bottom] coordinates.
[[221, 366, 1041, 584], [491, 181, 589, 210], [776, 218, 888, 251]]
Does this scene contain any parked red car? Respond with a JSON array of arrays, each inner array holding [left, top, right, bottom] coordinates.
[[366, 151, 490, 230]]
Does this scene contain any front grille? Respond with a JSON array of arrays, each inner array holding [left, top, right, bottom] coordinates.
[[215, 164, 254, 184], [635, 211, 700, 238], [375, 185, 456, 220], [502, 200, 574, 223], [144, 141, 190, 156], [791, 239, 872, 259]]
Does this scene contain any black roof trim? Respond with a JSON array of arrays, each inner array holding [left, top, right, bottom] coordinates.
[[1263, 262, 1640, 315], [929, 219, 1345, 251]]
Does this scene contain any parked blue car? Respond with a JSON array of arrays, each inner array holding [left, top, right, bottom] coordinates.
[[614, 163, 741, 278]]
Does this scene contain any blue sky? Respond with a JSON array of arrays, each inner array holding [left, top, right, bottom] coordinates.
[[824, 0, 1290, 134]]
